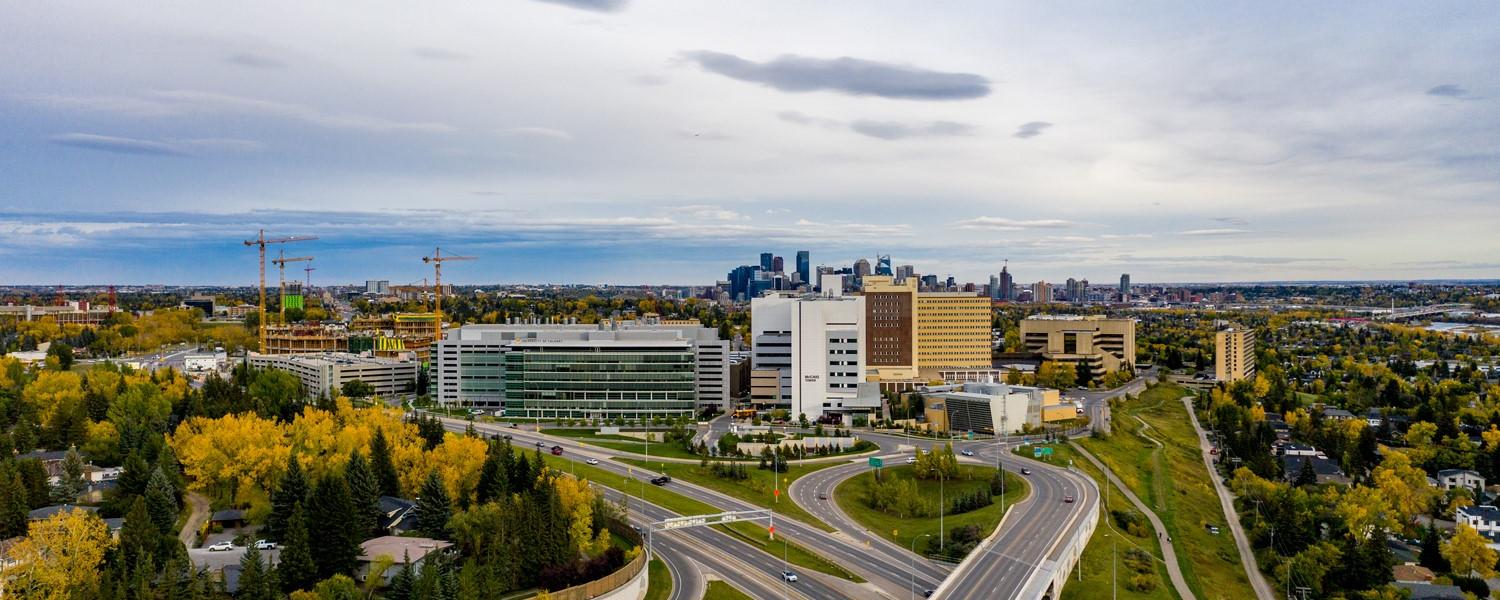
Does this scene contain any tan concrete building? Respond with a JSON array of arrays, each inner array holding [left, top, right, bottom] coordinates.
[[1215, 323, 1256, 383], [1019, 315, 1136, 378], [860, 276, 918, 380], [916, 292, 991, 372]]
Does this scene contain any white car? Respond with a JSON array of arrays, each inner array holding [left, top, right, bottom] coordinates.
[[254, 540, 276, 550], [906, 456, 917, 464], [585, 458, 600, 465], [206, 542, 235, 552], [960, 449, 975, 457], [781, 570, 798, 582]]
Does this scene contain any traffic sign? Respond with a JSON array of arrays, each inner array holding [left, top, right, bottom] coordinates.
[[868, 457, 884, 468]]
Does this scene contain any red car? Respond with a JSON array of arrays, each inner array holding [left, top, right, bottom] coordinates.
[[550, 445, 564, 456]]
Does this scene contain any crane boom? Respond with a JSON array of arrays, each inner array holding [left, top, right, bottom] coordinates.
[[422, 247, 477, 345], [243, 230, 318, 353]]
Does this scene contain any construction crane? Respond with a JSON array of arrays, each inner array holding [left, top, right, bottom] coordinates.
[[422, 247, 475, 343], [271, 251, 314, 320], [303, 262, 316, 293], [244, 230, 317, 354]]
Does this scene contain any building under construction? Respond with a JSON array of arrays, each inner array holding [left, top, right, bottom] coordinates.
[[261, 312, 439, 361], [0, 301, 114, 326]]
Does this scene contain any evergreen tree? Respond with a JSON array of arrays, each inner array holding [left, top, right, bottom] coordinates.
[[371, 429, 401, 498], [416, 471, 452, 539], [476, 452, 503, 505], [116, 497, 158, 572], [387, 554, 416, 600], [344, 451, 381, 538], [145, 466, 179, 535], [1420, 524, 1451, 572], [237, 544, 277, 600], [508, 451, 534, 494], [1295, 457, 1317, 486], [51, 446, 88, 503], [266, 454, 308, 542], [308, 471, 361, 579], [115, 452, 152, 499], [278, 501, 318, 593], [0, 471, 29, 538]]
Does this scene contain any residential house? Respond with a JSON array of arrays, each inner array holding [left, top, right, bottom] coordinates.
[[1392, 563, 1434, 583], [1278, 443, 1318, 457], [1320, 407, 1356, 421], [1456, 505, 1500, 545], [1435, 469, 1485, 493], [357, 536, 453, 585], [1281, 454, 1349, 485], [1365, 408, 1384, 428], [377, 496, 417, 535], [1394, 582, 1465, 600]]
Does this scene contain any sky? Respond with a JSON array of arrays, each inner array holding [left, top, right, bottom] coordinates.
[[2, 1, 1498, 286]]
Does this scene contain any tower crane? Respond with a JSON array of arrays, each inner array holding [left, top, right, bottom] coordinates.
[[303, 262, 316, 294], [271, 251, 314, 320], [244, 230, 317, 353], [422, 247, 475, 343]]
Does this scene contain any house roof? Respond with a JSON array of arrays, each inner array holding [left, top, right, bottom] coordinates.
[[1392, 563, 1435, 583], [210, 509, 245, 522], [1320, 407, 1356, 418], [1281, 455, 1344, 478], [28, 504, 98, 521], [15, 450, 68, 462], [1394, 582, 1465, 600], [359, 536, 452, 564], [1436, 469, 1482, 478], [378, 496, 415, 515], [1458, 504, 1500, 520]]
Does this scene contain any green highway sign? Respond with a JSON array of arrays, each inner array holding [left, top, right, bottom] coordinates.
[[868, 457, 884, 468]]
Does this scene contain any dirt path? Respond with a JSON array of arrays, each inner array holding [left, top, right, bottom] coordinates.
[[178, 491, 211, 548]]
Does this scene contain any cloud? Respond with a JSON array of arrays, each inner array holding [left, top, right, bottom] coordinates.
[[496, 127, 573, 140], [1099, 233, 1154, 240], [1210, 217, 1249, 226], [1178, 228, 1251, 236], [1118, 254, 1341, 266], [411, 47, 469, 61], [850, 119, 974, 140], [47, 133, 264, 156], [1013, 121, 1053, 139], [1427, 84, 1471, 98], [776, 111, 841, 129], [531, 0, 628, 13], [226, 53, 285, 69], [28, 90, 456, 133], [682, 51, 990, 100], [957, 217, 1077, 230], [631, 74, 669, 86], [679, 205, 747, 221]]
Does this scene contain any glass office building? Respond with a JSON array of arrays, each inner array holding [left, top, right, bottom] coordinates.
[[503, 343, 696, 419]]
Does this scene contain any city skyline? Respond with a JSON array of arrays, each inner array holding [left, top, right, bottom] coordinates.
[[3, 2, 1499, 284]]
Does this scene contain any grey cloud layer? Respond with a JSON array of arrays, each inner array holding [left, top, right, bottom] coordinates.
[[532, 0, 628, 13], [48, 133, 263, 156], [1013, 121, 1052, 138], [684, 51, 990, 100], [849, 119, 973, 140]]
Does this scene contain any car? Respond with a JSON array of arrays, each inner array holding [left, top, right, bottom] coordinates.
[[1063, 495, 1075, 503], [254, 540, 276, 550], [586, 458, 600, 465], [1205, 525, 1221, 535], [781, 570, 798, 582], [960, 449, 975, 457], [1020, 468, 1032, 475], [817, 492, 828, 500], [502, 434, 513, 440], [550, 445, 564, 456], [206, 542, 235, 552], [924, 591, 935, 598], [651, 475, 672, 486], [536, 441, 546, 448], [906, 456, 917, 464], [468, 408, 484, 416]]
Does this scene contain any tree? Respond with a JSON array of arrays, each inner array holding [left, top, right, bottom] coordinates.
[[279, 502, 319, 593], [0, 471, 29, 538], [1419, 524, 1449, 572], [6, 507, 115, 600], [115, 497, 157, 573], [300, 574, 361, 600], [144, 466, 179, 536], [387, 558, 416, 600], [249, 369, 303, 420], [47, 342, 74, 371], [1442, 524, 1498, 578], [370, 429, 402, 498], [1295, 457, 1317, 486], [50, 446, 88, 503], [267, 454, 308, 542], [238, 544, 278, 600], [340, 379, 375, 400], [345, 451, 381, 538], [416, 470, 452, 538], [307, 472, 361, 579]]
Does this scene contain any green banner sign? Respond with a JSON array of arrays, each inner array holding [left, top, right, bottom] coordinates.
[[868, 457, 884, 468]]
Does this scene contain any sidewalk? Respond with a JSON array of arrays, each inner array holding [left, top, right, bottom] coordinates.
[[1182, 397, 1275, 600], [1070, 441, 1196, 600]]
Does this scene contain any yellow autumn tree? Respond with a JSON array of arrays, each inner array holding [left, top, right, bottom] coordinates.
[[22, 370, 86, 427], [553, 472, 609, 556], [1371, 449, 1439, 532], [1443, 524, 1498, 578], [169, 412, 290, 502], [6, 507, 115, 600], [422, 434, 488, 502]]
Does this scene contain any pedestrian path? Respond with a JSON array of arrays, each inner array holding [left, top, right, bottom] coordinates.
[[1181, 397, 1275, 600], [1069, 441, 1196, 600]]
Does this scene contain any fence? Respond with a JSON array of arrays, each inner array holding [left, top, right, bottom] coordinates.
[[542, 520, 646, 600]]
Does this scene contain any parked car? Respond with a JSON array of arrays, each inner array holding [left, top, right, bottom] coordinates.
[[960, 449, 975, 457], [468, 408, 484, 416], [781, 570, 798, 582], [1205, 524, 1221, 535], [1020, 468, 1032, 475], [585, 458, 600, 465], [206, 542, 235, 552], [254, 540, 276, 550], [651, 475, 672, 486]]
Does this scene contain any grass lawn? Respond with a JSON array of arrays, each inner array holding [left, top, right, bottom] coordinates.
[[644, 558, 671, 600], [537, 453, 861, 583], [703, 580, 753, 600], [545, 428, 707, 461], [617, 457, 840, 532], [834, 464, 1026, 560], [1076, 384, 1253, 600]]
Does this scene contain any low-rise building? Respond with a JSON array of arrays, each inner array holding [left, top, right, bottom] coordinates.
[[357, 536, 454, 585], [922, 382, 1072, 435], [1019, 315, 1136, 379], [247, 352, 419, 399], [1435, 469, 1485, 492], [1457, 505, 1500, 545], [1281, 454, 1348, 485]]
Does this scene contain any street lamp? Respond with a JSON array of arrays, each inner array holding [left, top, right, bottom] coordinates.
[[910, 533, 932, 600], [930, 467, 946, 551]]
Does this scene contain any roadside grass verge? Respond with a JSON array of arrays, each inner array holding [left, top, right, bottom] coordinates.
[[703, 580, 753, 600], [546, 428, 706, 461], [644, 558, 671, 600], [617, 457, 840, 532], [1077, 384, 1253, 600], [833, 464, 1025, 560]]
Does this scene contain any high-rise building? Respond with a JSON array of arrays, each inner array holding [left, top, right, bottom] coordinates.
[[1119, 273, 1131, 299], [760, 252, 774, 271], [1020, 315, 1136, 379], [365, 280, 390, 295], [1032, 281, 1052, 303], [895, 265, 915, 283], [750, 294, 880, 423], [989, 275, 1001, 301], [432, 319, 730, 416], [875, 255, 893, 276], [999, 265, 1014, 301], [853, 259, 872, 284], [772, 256, 784, 273], [795, 251, 810, 286], [727, 265, 760, 301], [861, 276, 918, 380], [916, 292, 992, 372], [920, 274, 939, 288], [1215, 323, 1256, 383]]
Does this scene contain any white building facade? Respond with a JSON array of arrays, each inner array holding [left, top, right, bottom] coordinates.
[[750, 294, 880, 424]]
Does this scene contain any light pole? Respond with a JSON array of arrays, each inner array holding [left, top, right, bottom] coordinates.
[[930, 466, 946, 551], [910, 533, 932, 600]]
